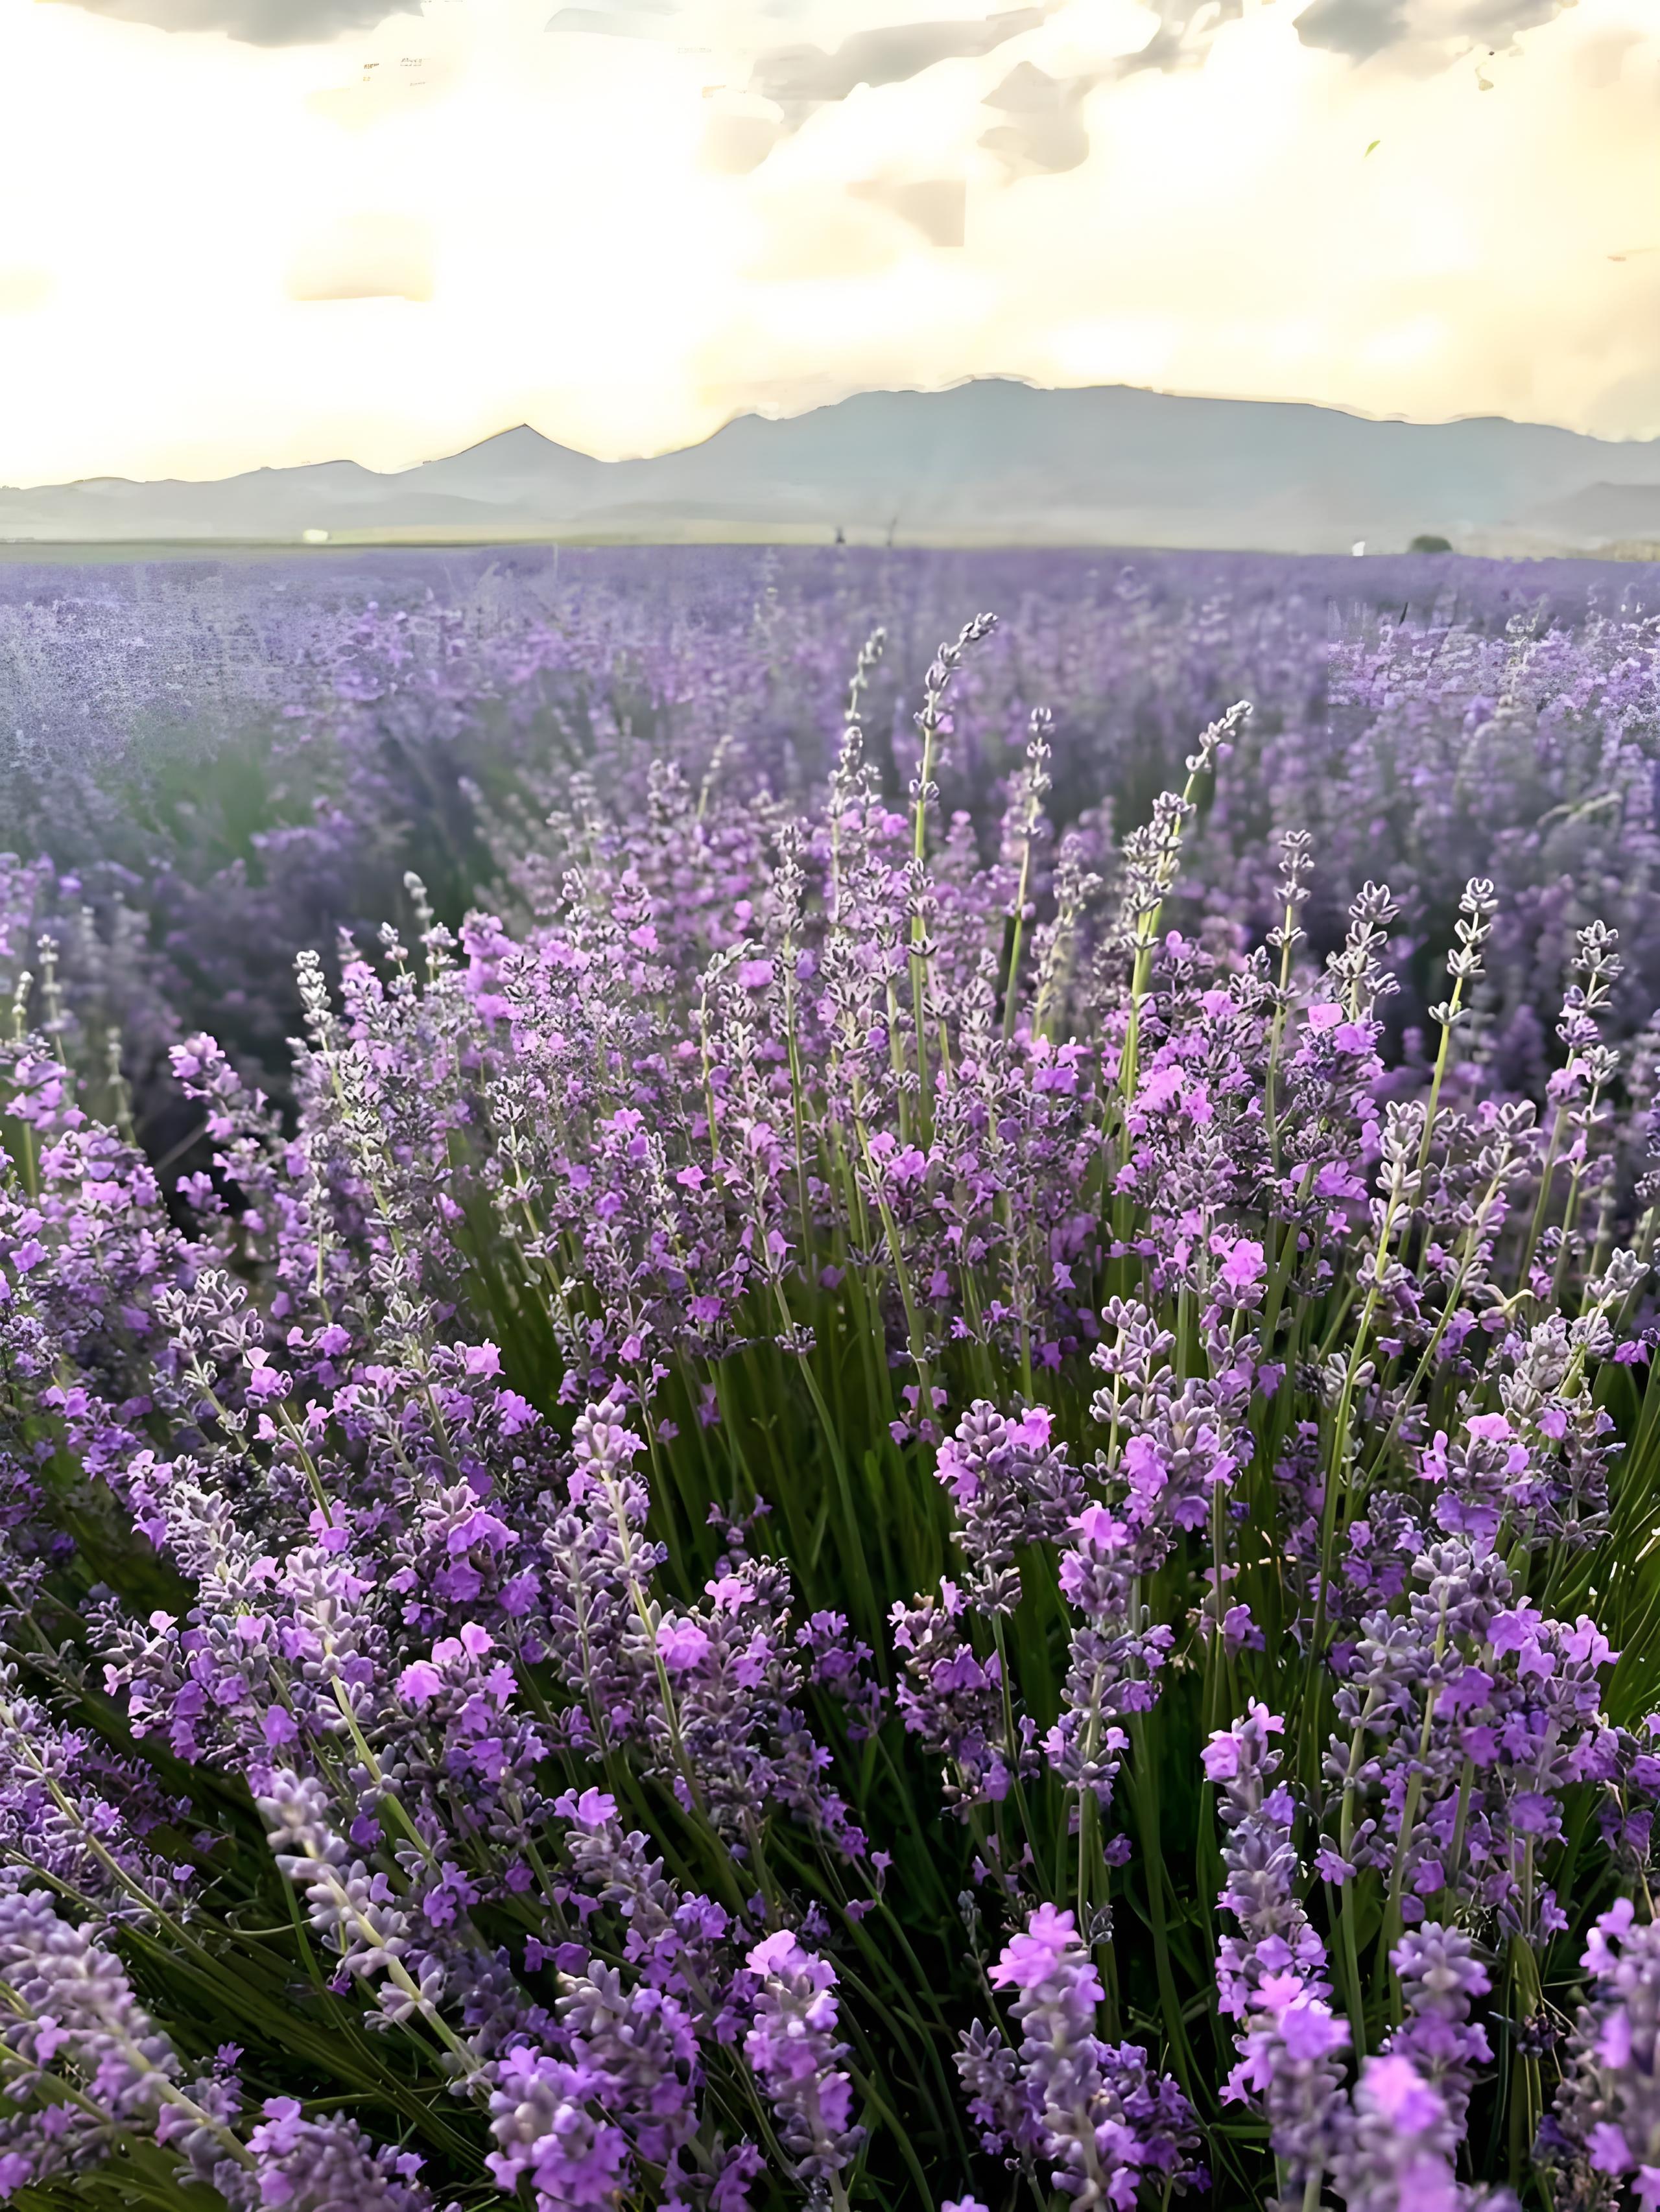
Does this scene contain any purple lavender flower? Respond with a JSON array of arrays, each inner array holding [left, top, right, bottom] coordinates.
[[487, 2043, 632, 2209], [1207, 1704, 1329, 2021], [742, 1930, 863, 2196], [986, 1903, 1199, 2208], [1332, 2053, 1515, 2212], [1386, 1924, 1493, 2130], [230, 2100, 444, 2212], [1541, 1900, 1660, 2207], [935, 1400, 1083, 1613]]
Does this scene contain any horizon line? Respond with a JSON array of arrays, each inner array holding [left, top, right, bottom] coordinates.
[[5, 374, 1655, 499]]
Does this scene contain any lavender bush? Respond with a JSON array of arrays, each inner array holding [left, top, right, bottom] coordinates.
[[0, 570, 1659, 2205]]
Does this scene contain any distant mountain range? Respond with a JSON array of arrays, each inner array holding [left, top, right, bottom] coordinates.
[[5, 380, 1660, 557]]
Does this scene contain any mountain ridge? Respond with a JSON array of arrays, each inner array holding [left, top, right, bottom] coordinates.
[[5, 380, 1659, 556]]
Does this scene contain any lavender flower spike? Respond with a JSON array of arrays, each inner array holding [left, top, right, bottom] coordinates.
[[743, 1930, 864, 2198], [989, 1903, 1200, 2208]]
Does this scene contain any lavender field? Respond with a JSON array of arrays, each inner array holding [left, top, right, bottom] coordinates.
[[3, 542, 1660, 2212]]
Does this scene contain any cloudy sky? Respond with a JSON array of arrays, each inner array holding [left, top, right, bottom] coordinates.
[[0, 0, 1655, 486]]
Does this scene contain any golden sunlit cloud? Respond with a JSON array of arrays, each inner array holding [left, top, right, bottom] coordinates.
[[287, 213, 436, 300], [0, 0, 1655, 488], [848, 178, 967, 248]]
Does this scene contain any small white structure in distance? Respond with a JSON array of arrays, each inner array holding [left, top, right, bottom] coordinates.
[[302, 528, 329, 545], [1351, 540, 1366, 556]]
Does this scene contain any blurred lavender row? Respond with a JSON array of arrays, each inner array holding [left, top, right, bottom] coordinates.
[[3, 544, 1657, 1164]]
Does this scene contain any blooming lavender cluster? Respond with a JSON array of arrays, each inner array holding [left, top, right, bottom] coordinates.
[[1, 576, 1660, 2207]]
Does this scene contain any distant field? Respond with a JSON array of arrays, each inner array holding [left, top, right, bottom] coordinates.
[[3, 536, 1657, 1159], [6, 524, 1660, 559]]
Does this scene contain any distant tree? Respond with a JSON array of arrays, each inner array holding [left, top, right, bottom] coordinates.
[[1408, 533, 1454, 554]]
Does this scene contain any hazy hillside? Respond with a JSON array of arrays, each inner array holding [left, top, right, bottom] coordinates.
[[4, 380, 1659, 554]]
